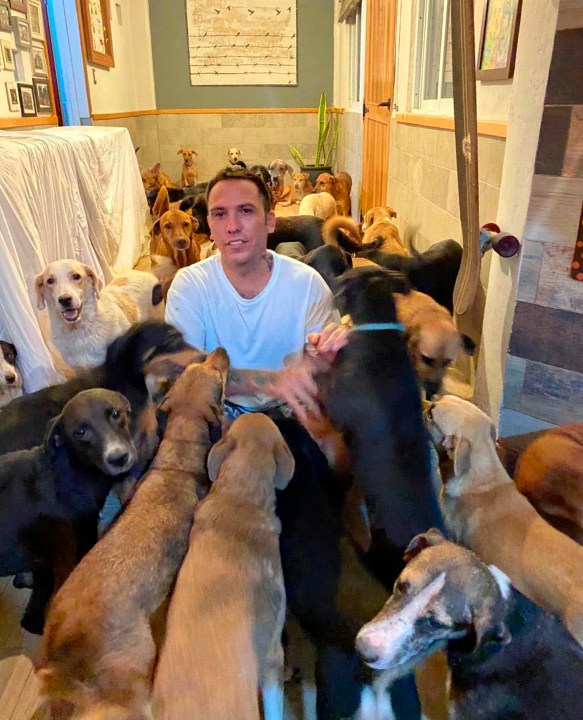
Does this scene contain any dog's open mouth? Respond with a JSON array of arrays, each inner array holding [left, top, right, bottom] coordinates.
[[61, 308, 82, 323]]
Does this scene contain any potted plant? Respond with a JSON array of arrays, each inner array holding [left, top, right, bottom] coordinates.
[[289, 92, 340, 185]]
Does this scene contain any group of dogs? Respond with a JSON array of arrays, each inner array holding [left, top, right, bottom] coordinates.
[[0, 154, 582, 719]]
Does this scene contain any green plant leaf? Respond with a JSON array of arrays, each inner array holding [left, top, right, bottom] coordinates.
[[315, 91, 327, 166], [289, 145, 305, 167], [324, 112, 340, 166]]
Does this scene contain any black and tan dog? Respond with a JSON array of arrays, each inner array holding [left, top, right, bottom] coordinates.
[[38, 350, 229, 720], [357, 529, 583, 720], [0, 388, 137, 634], [0, 340, 22, 409]]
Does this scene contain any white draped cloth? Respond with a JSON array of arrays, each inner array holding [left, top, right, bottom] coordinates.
[[0, 125, 149, 392]]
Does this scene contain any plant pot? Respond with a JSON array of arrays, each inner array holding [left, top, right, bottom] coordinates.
[[300, 164, 333, 186]]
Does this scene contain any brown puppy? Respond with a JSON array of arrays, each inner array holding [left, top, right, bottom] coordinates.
[[140, 162, 178, 193], [427, 394, 583, 649], [395, 289, 475, 398], [314, 171, 352, 216], [324, 215, 407, 256], [514, 423, 583, 544], [177, 147, 198, 188], [152, 413, 294, 720], [281, 171, 313, 206], [150, 188, 203, 270], [361, 205, 398, 232], [38, 350, 230, 720]]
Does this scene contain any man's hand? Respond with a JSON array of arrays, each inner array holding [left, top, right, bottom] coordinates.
[[307, 321, 350, 365], [268, 360, 321, 422]]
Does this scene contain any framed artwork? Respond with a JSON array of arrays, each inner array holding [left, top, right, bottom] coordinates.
[[17, 82, 36, 116], [80, 0, 114, 68], [32, 76, 51, 112], [477, 0, 522, 80], [1, 40, 14, 70], [12, 16, 31, 48], [28, 0, 43, 40], [30, 43, 47, 76], [0, 2, 11, 32], [8, 0, 26, 12], [5, 81, 19, 112]]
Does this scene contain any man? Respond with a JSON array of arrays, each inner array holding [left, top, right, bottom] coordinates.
[[166, 166, 347, 419]]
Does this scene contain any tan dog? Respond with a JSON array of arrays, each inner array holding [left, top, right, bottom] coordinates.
[[177, 147, 198, 187], [314, 171, 352, 216], [426, 394, 583, 649], [38, 350, 230, 720], [322, 215, 407, 256], [150, 201, 203, 270], [281, 172, 313, 206], [35, 261, 164, 371], [141, 162, 178, 193], [152, 413, 294, 720], [298, 190, 336, 220], [227, 147, 243, 165], [361, 205, 398, 232], [514, 424, 583, 545], [395, 289, 475, 398]]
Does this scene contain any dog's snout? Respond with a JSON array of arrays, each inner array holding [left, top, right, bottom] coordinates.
[[425, 382, 441, 400], [174, 239, 189, 250], [106, 451, 129, 468], [355, 633, 382, 664], [4, 373, 16, 384], [58, 295, 73, 308]]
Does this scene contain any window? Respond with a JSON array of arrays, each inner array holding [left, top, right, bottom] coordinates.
[[347, 5, 363, 107], [415, 0, 454, 113]]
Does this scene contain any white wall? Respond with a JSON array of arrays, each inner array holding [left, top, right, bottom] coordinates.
[[393, 0, 513, 122], [89, 0, 156, 114]]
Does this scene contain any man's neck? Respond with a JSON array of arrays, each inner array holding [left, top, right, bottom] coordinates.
[[222, 252, 274, 299]]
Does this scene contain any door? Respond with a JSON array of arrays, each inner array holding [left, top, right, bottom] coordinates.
[[361, 0, 397, 214]]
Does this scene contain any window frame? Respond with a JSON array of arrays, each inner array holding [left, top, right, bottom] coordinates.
[[414, 0, 454, 115]]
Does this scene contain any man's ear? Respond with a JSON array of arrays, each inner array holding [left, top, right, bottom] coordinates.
[[273, 438, 295, 490], [207, 435, 236, 483], [34, 273, 47, 310], [403, 528, 447, 563], [83, 265, 103, 300], [44, 415, 65, 449], [453, 436, 472, 477]]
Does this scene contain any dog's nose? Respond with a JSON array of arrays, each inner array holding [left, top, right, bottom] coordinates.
[[58, 295, 73, 308], [4, 373, 16, 384], [425, 382, 441, 400], [355, 635, 381, 664], [106, 451, 129, 468], [175, 239, 189, 249]]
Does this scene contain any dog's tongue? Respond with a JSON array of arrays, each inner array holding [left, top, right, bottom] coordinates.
[[62, 308, 80, 322]]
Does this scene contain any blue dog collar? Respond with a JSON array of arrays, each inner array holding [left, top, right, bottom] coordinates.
[[350, 322, 405, 332]]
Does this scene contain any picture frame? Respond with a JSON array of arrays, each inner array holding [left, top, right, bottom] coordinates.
[[28, 0, 43, 41], [11, 15, 31, 48], [8, 0, 26, 13], [32, 76, 51, 112], [5, 81, 20, 112], [17, 81, 36, 116], [477, 0, 522, 81], [30, 43, 47, 76], [0, 2, 11, 33], [0, 39, 14, 70], [79, 0, 114, 68]]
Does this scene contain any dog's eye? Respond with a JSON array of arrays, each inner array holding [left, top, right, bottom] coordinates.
[[421, 355, 436, 368], [74, 426, 87, 438], [164, 224, 172, 230], [72, 273, 81, 281], [46, 278, 54, 285], [110, 409, 120, 420]]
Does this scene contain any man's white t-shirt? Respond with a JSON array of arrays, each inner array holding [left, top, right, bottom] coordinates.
[[165, 251, 339, 408]]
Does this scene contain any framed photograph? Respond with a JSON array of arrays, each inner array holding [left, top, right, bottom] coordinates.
[[12, 16, 31, 48], [28, 0, 43, 40], [0, 40, 14, 70], [477, 0, 522, 81], [0, 2, 11, 32], [5, 81, 19, 112], [79, 0, 114, 68], [8, 0, 26, 12], [30, 43, 46, 76], [17, 82, 36, 116], [32, 76, 51, 112]]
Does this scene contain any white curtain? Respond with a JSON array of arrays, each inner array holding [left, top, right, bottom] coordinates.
[[0, 126, 149, 391]]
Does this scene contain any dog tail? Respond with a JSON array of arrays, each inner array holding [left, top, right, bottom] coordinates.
[[322, 216, 383, 253]]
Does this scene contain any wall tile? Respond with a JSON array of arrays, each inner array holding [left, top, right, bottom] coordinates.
[[545, 28, 583, 105], [523, 174, 583, 245], [517, 360, 583, 425], [534, 106, 572, 176], [499, 408, 556, 436], [516, 239, 543, 302], [536, 242, 583, 311], [564, 105, 583, 179], [502, 354, 526, 410]]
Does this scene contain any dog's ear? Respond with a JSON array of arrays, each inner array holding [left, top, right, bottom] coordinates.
[[472, 605, 511, 652], [273, 438, 295, 490], [286, 164, 294, 175], [151, 162, 161, 174], [152, 186, 170, 220], [403, 528, 447, 563], [44, 415, 65, 449], [386, 206, 398, 218], [82, 265, 103, 300], [34, 272, 47, 310], [461, 334, 476, 356], [177, 148, 184, 156], [207, 435, 236, 483], [453, 436, 472, 477]]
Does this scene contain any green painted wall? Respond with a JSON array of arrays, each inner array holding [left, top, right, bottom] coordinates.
[[148, 0, 334, 109]]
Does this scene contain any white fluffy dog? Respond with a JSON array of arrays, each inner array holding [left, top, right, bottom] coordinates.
[[298, 191, 337, 220], [35, 260, 164, 371]]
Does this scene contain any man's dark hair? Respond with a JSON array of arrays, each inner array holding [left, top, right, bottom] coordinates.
[[206, 166, 272, 213]]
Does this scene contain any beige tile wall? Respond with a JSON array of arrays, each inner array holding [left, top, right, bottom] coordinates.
[[95, 113, 320, 185]]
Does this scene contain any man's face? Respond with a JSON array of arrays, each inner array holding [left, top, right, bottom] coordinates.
[[207, 180, 276, 268]]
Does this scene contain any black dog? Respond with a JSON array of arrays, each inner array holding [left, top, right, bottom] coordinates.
[[0, 389, 137, 633], [0, 320, 188, 458]]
